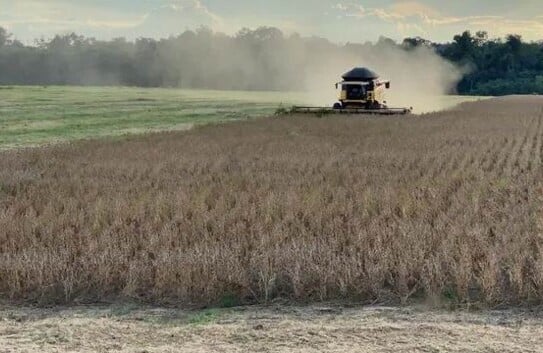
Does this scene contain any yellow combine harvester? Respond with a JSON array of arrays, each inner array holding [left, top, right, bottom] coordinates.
[[293, 67, 412, 115]]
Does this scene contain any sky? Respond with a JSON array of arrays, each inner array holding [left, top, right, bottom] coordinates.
[[1, 0, 543, 44]]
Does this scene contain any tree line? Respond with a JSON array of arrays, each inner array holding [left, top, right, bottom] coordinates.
[[433, 31, 543, 96], [0, 26, 542, 95]]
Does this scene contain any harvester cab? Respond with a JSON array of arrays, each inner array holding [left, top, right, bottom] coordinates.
[[292, 67, 411, 115], [334, 67, 391, 110]]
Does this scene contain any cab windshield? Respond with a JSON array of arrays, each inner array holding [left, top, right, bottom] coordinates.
[[344, 84, 366, 100]]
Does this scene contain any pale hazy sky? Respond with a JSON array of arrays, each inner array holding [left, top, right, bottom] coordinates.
[[2, 0, 543, 43]]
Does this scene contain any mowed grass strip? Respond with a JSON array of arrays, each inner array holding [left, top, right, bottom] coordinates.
[[0, 86, 302, 148], [0, 96, 542, 306]]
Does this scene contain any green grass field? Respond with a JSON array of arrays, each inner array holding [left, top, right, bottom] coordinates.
[[0, 86, 305, 149], [0, 86, 485, 149]]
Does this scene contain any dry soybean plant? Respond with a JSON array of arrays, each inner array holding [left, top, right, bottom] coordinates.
[[0, 96, 542, 306]]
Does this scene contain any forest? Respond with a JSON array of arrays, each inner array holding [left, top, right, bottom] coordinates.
[[0, 26, 542, 96]]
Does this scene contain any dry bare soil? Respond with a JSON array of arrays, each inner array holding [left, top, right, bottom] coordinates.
[[1, 304, 542, 353]]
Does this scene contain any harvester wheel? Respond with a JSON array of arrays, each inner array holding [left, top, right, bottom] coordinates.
[[333, 102, 343, 110]]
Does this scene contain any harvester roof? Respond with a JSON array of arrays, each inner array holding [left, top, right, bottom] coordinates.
[[342, 67, 379, 82]]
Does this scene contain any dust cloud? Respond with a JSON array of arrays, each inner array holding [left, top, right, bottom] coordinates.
[[301, 43, 465, 113], [0, 27, 465, 113]]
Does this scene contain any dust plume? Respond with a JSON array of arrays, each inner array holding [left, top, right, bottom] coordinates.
[[301, 43, 465, 113], [0, 26, 464, 113]]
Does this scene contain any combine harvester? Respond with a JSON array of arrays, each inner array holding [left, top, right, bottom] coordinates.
[[293, 67, 412, 115]]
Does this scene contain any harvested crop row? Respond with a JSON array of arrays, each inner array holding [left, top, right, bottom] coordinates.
[[0, 96, 542, 306]]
